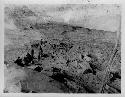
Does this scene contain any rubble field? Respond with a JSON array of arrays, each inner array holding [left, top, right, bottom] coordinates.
[[4, 5, 121, 93]]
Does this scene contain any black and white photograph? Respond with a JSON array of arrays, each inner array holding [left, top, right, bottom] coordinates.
[[4, 4, 121, 93]]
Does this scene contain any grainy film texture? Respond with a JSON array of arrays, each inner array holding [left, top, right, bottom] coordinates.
[[4, 4, 121, 93]]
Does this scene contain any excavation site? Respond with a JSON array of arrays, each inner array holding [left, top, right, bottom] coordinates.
[[4, 4, 121, 93]]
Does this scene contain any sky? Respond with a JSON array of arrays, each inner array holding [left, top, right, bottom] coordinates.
[[5, 4, 121, 32], [28, 4, 121, 32]]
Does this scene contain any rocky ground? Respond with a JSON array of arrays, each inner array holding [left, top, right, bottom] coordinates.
[[4, 5, 121, 93]]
